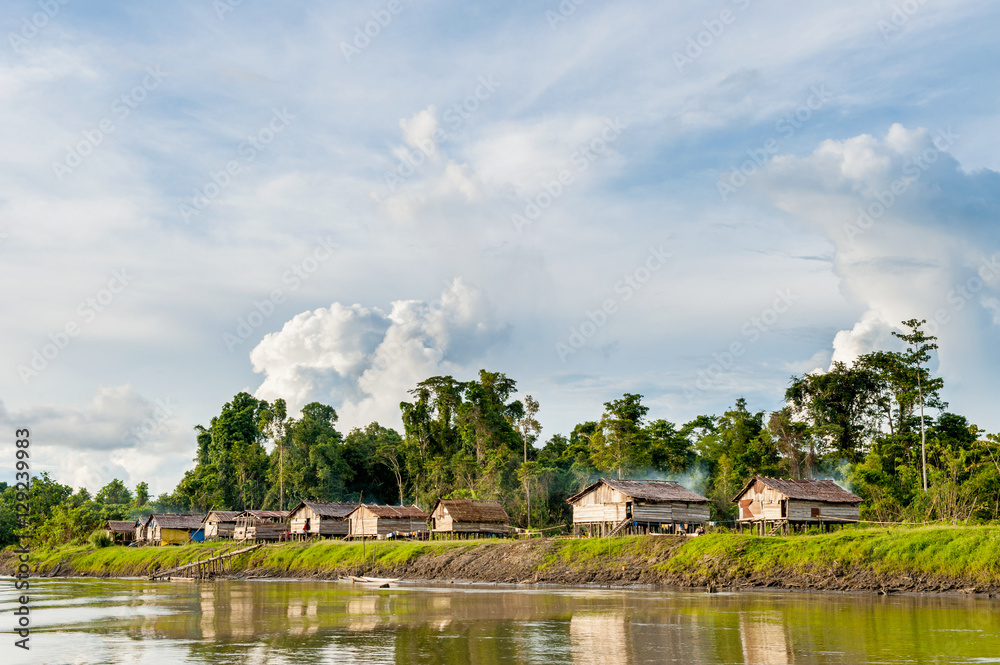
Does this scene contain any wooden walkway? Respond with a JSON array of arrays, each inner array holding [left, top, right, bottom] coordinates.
[[150, 543, 263, 580]]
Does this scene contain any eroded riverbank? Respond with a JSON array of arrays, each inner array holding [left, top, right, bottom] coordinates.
[[5, 526, 1000, 595]]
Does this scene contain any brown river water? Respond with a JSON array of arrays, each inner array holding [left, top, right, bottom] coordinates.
[[2, 578, 999, 664]]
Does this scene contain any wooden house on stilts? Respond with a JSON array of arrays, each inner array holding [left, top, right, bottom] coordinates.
[[203, 511, 240, 540], [347, 504, 429, 539], [287, 501, 356, 539], [234, 510, 289, 541], [567, 479, 710, 536], [732, 476, 862, 535], [430, 499, 510, 538], [104, 520, 136, 545]]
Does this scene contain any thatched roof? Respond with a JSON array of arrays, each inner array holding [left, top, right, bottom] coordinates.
[[356, 504, 429, 519], [152, 514, 206, 530], [732, 477, 861, 504], [433, 499, 509, 523], [289, 501, 356, 519], [567, 478, 709, 504], [105, 520, 135, 533]]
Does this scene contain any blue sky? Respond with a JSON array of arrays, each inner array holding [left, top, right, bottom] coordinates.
[[2, 0, 999, 494]]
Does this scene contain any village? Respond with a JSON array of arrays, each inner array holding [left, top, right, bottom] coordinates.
[[103, 476, 862, 547]]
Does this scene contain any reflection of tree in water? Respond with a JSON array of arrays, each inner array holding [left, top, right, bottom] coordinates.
[[739, 612, 794, 665]]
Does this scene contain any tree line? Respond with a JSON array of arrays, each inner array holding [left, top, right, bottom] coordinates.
[[3, 319, 999, 548]]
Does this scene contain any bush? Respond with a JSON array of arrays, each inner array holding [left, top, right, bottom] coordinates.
[[89, 530, 113, 549]]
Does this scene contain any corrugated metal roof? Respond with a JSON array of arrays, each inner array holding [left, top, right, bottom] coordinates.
[[205, 511, 240, 522], [567, 478, 709, 504], [291, 501, 357, 518], [434, 499, 509, 523], [241, 510, 288, 519], [105, 520, 135, 533], [357, 504, 429, 519], [732, 477, 862, 504], [152, 514, 206, 530]]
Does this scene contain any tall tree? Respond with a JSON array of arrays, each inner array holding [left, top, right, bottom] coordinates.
[[590, 393, 649, 479], [892, 318, 944, 492]]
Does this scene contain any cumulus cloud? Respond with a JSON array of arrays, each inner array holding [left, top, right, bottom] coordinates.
[[250, 279, 509, 430], [0, 385, 190, 493], [752, 125, 1000, 418]]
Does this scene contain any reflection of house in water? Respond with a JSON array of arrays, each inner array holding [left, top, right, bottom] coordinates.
[[570, 613, 630, 665], [739, 612, 794, 665], [346, 596, 379, 633]]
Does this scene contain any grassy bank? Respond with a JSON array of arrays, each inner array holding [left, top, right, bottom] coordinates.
[[5, 526, 1000, 593]]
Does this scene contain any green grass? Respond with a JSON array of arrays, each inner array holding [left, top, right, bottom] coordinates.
[[8, 526, 1000, 587]]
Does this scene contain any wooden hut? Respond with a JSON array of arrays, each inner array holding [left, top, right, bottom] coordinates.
[[430, 499, 510, 538], [732, 476, 862, 535], [234, 510, 289, 541], [203, 511, 240, 540], [287, 501, 356, 539], [566, 478, 710, 536], [347, 504, 429, 539], [135, 515, 152, 544], [148, 514, 206, 546], [104, 520, 136, 545]]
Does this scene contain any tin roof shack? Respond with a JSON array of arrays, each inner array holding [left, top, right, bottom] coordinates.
[[234, 510, 289, 541], [348, 504, 429, 539], [732, 476, 862, 535], [203, 511, 240, 540], [149, 514, 206, 546], [287, 501, 355, 539], [566, 479, 710, 536], [105, 520, 136, 545], [430, 499, 510, 537]]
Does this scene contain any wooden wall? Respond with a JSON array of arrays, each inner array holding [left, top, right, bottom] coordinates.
[[289, 505, 349, 536], [571, 484, 709, 525], [737, 484, 859, 523], [349, 507, 427, 536]]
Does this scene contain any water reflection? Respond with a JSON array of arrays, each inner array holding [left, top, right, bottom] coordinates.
[[3, 579, 999, 665]]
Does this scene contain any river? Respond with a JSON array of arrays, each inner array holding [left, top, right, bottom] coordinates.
[[2, 578, 999, 664]]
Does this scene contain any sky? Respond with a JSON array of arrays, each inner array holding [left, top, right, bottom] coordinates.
[[1, 0, 999, 496]]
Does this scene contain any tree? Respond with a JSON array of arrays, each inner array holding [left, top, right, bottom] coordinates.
[[590, 393, 649, 479], [95, 479, 132, 506], [892, 318, 944, 492], [513, 395, 542, 528], [646, 419, 695, 475], [134, 482, 149, 508]]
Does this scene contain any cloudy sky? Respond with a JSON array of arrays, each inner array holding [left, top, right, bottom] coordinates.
[[2, 0, 998, 495]]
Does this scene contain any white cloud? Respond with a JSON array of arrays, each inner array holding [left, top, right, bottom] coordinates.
[[250, 279, 509, 430]]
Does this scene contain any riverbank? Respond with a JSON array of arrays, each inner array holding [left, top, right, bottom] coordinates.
[[5, 525, 1000, 594]]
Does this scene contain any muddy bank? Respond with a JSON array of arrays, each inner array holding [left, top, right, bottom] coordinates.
[[5, 529, 999, 595]]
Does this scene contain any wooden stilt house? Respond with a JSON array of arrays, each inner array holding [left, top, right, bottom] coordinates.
[[136, 515, 153, 544], [203, 511, 240, 540], [347, 504, 429, 539], [430, 499, 510, 537], [732, 476, 862, 535], [234, 510, 289, 541], [287, 501, 356, 539], [567, 479, 710, 536], [149, 514, 206, 546], [104, 520, 136, 545]]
